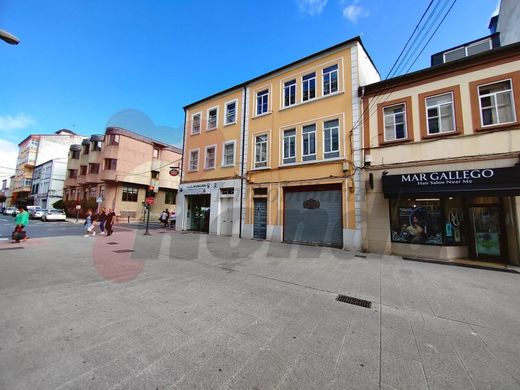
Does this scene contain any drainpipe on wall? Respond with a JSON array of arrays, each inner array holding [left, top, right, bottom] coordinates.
[[239, 86, 248, 239]]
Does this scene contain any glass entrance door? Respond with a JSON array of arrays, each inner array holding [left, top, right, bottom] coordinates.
[[469, 206, 503, 260]]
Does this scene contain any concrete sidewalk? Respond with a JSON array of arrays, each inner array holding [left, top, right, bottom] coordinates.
[[0, 231, 519, 389]]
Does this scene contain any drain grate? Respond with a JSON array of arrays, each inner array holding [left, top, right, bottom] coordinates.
[[354, 254, 367, 259], [0, 247, 24, 251], [336, 294, 372, 308], [113, 249, 134, 254], [106, 242, 119, 245]]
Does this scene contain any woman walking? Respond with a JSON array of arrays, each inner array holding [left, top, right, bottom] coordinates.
[[13, 205, 29, 243], [98, 208, 107, 235], [105, 209, 116, 236], [84, 209, 96, 237]]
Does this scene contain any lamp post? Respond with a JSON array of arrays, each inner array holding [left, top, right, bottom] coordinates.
[[0, 29, 20, 45]]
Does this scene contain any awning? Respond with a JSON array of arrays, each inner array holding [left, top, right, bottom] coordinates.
[[382, 166, 520, 198]]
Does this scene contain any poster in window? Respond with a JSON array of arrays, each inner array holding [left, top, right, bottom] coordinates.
[[391, 206, 442, 245]]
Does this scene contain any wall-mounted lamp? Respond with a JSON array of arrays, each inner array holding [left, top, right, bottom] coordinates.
[[382, 171, 389, 176]]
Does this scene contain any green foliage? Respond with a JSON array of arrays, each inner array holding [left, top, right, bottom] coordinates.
[[52, 199, 64, 210]]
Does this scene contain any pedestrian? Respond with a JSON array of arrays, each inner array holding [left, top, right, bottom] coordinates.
[[169, 211, 176, 230], [105, 209, 116, 236], [98, 207, 107, 235], [13, 205, 29, 243], [84, 209, 96, 237], [160, 209, 169, 228]]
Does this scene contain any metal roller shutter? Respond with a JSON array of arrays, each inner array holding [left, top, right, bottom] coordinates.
[[284, 188, 343, 247]]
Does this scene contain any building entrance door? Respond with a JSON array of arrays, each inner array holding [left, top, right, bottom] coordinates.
[[187, 195, 210, 233], [220, 197, 233, 236], [253, 199, 267, 239], [469, 205, 506, 261]]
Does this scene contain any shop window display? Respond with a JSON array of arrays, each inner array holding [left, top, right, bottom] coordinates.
[[390, 198, 467, 246]]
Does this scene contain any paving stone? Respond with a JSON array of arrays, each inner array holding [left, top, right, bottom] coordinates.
[[381, 350, 428, 390]]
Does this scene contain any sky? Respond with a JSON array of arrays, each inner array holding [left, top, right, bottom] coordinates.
[[0, 0, 500, 183]]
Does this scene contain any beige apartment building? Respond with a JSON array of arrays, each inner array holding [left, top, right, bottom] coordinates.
[[63, 127, 182, 220], [362, 37, 520, 265], [178, 36, 380, 251]]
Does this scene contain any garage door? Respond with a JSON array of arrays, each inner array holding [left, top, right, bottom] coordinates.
[[284, 187, 342, 247]]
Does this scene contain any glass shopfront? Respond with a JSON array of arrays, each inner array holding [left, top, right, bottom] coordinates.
[[382, 166, 520, 262], [390, 197, 466, 246]]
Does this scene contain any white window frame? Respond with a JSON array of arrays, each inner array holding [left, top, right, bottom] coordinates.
[[302, 72, 316, 102], [282, 128, 296, 164], [425, 92, 456, 135], [191, 112, 202, 135], [254, 133, 269, 169], [222, 140, 236, 167], [256, 89, 270, 116], [323, 64, 338, 96], [204, 145, 217, 170], [224, 99, 238, 125], [443, 38, 492, 63], [323, 120, 340, 158], [188, 148, 200, 171], [283, 79, 297, 108], [207, 106, 218, 131], [383, 103, 408, 142], [478, 78, 516, 127], [302, 124, 317, 159]]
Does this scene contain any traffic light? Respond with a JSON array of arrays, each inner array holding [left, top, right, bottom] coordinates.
[[146, 185, 155, 198]]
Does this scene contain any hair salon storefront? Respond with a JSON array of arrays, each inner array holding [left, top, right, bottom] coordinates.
[[378, 165, 520, 265]]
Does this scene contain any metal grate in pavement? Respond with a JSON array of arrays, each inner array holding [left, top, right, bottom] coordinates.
[[106, 242, 119, 245], [354, 254, 367, 259], [113, 249, 134, 253], [335, 294, 372, 308]]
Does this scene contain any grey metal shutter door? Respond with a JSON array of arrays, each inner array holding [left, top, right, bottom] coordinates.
[[284, 190, 342, 247], [253, 199, 267, 239]]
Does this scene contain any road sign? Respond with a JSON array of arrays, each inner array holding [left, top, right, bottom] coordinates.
[[169, 168, 180, 177], [145, 196, 154, 205], [96, 197, 103, 203], [75, 205, 81, 210]]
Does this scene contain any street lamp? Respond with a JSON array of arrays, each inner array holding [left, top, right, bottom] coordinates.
[[0, 29, 20, 45]]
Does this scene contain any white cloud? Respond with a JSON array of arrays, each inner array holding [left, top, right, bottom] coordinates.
[[297, 0, 328, 16], [0, 113, 36, 132], [0, 138, 18, 184], [342, 1, 369, 23]]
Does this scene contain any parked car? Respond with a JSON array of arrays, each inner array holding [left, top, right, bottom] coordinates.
[[31, 209, 47, 219], [0, 206, 5, 214], [28, 206, 42, 219], [41, 209, 67, 222], [3, 206, 18, 216]]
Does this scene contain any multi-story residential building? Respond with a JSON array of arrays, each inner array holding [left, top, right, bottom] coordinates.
[[63, 127, 182, 220], [30, 159, 67, 209], [0, 179, 8, 208], [178, 36, 380, 250], [177, 87, 243, 235], [361, 40, 520, 265], [12, 129, 83, 205]]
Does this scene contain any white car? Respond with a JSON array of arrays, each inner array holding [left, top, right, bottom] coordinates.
[[31, 209, 48, 219], [42, 209, 67, 222]]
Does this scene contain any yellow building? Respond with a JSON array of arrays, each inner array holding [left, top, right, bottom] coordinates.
[[179, 37, 379, 250], [362, 37, 520, 265]]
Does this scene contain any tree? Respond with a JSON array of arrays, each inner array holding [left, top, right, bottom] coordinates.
[[52, 199, 64, 210]]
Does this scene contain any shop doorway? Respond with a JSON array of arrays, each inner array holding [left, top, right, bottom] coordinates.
[[187, 195, 210, 233], [253, 199, 267, 239], [220, 197, 233, 236], [468, 205, 507, 262]]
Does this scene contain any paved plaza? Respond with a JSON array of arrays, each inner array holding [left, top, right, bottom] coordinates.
[[0, 229, 519, 389]]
